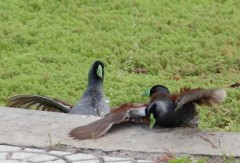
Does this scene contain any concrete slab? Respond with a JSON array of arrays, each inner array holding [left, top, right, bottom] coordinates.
[[0, 107, 239, 157]]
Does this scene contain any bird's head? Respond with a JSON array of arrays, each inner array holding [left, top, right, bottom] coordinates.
[[87, 60, 105, 87], [142, 84, 170, 97], [94, 61, 104, 78], [88, 60, 104, 81]]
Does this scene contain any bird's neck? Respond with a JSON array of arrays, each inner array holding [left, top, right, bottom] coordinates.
[[88, 77, 103, 89]]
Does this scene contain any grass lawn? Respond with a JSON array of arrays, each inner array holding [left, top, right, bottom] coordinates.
[[0, 0, 239, 133]]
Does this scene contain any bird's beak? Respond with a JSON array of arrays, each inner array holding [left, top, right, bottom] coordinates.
[[149, 113, 156, 129], [142, 88, 150, 97], [97, 65, 103, 78]]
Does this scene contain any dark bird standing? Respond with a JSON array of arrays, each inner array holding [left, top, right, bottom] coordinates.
[[69, 85, 226, 140], [6, 61, 110, 117]]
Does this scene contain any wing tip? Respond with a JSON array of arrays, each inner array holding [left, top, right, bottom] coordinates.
[[68, 128, 87, 141]]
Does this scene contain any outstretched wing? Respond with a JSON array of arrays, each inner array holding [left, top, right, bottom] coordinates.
[[172, 88, 226, 110], [69, 111, 128, 140], [69, 103, 147, 140], [6, 94, 73, 113]]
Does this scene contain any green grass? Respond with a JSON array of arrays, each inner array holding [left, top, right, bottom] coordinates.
[[0, 0, 239, 131], [168, 155, 239, 163]]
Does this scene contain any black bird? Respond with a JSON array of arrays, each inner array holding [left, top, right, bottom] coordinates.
[[146, 87, 227, 128], [69, 85, 226, 140], [6, 61, 110, 117]]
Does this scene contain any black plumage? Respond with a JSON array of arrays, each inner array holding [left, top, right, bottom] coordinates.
[[146, 87, 227, 128]]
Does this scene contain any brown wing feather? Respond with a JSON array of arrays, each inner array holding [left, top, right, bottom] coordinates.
[[171, 88, 203, 101], [69, 111, 128, 140], [110, 103, 147, 113], [173, 88, 226, 108], [6, 94, 73, 113], [69, 103, 148, 140]]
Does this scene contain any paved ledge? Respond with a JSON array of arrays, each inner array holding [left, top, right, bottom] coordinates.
[[0, 107, 239, 159], [0, 144, 148, 163]]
